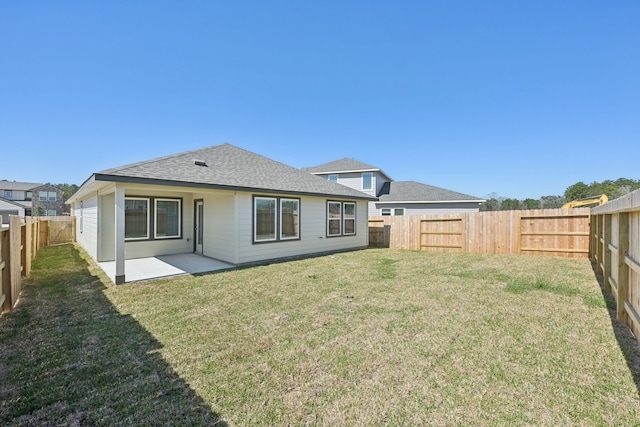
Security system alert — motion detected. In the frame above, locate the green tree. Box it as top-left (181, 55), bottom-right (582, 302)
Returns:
top-left (521, 198), bottom-right (540, 209)
top-left (501, 198), bottom-right (521, 210)
top-left (540, 195), bottom-right (565, 208)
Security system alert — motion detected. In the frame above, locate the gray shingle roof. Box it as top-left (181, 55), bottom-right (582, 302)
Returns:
top-left (377, 181), bottom-right (484, 203)
top-left (94, 144), bottom-right (376, 200)
top-left (302, 158), bottom-right (381, 174)
top-left (0, 181), bottom-right (43, 191)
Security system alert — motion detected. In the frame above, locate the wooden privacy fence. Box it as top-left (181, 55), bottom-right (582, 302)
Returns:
top-left (591, 189), bottom-right (640, 340)
top-left (369, 208), bottom-right (591, 258)
top-left (0, 216), bottom-right (76, 313)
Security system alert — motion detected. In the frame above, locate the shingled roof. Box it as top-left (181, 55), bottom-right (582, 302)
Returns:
top-left (302, 158), bottom-right (381, 174)
top-left (377, 181), bottom-right (484, 203)
top-left (82, 144), bottom-right (375, 201)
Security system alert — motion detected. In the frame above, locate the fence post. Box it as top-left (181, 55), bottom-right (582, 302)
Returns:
top-left (0, 229), bottom-right (9, 313)
top-left (603, 214), bottom-right (612, 292)
top-left (617, 212), bottom-right (629, 325)
top-left (9, 216), bottom-right (22, 309)
top-left (24, 217), bottom-right (32, 276)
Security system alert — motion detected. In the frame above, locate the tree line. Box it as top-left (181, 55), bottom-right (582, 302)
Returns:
top-left (480, 178), bottom-right (640, 212)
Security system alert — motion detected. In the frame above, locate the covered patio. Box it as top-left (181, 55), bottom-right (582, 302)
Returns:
top-left (99, 253), bottom-right (234, 283)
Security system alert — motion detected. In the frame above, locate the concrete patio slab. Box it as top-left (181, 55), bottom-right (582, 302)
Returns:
top-left (98, 253), bottom-right (234, 283)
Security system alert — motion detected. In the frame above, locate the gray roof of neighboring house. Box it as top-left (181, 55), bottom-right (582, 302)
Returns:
top-left (377, 181), bottom-right (485, 203)
top-left (0, 181), bottom-right (43, 191)
top-left (0, 197), bottom-right (29, 209)
top-left (302, 158), bottom-right (381, 174)
top-left (80, 144), bottom-right (376, 201)
top-left (302, 158), bottom-right (393, 182)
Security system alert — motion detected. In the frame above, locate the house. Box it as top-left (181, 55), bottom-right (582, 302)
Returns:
top-left (302, 158), bottom-right (485, 216)
top-left (66, 144), bottom-right (377, 284)
top-left (0, 180), bottom-right (65, 219)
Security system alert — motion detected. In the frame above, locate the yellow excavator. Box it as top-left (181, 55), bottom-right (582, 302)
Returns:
top-left (562, 194), bottom-right (608, 209)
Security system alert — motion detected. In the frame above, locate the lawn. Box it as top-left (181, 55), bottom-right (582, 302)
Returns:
top-left (2, 244), bottom-right (640, 425)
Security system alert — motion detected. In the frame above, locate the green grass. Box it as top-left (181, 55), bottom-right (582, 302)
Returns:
top-left (2, 245), bottom-right (640, 426)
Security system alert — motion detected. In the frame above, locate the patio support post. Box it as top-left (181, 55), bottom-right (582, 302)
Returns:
top-left (114, 186), bottom-right (126, 284)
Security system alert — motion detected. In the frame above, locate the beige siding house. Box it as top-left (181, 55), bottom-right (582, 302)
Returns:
top-left (67, 144), bottom-right (375, 284)
top-left (303, 158), bottom-right (485, 216)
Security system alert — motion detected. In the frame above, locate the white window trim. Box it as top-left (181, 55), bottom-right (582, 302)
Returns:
top-left (327, 201), bottom-right (342, 237)
top-left (125, 197), bottom-right (150, 241)
top-left (48, 191), bottom-right (57, 202)
top-left (394, 208), bottom-right (405, 216)
top-left (254, 197), bottom-right (278, 242)
top-left (279, 198), bottom-right (300, 241)
top-left (343, 202), bottom-right (356, 235)
top-left (328, 174), bottom-right (339, 183)
top-left (381, 208), bottom-right (392, 216)
top-left (154, 198), bottom-right (182, 239)
top-left (362, 172), bottom-right (373, 191)
top-left (39, 191), bottom-right (48, 201)
top-left (4, 190), bottom-right (12, 198)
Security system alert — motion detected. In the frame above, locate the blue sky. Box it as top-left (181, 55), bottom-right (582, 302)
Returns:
top-left (2, 1), bottom-right (638, 200)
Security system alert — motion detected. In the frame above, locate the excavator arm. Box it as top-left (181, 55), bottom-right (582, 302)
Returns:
top-left (562, 194), bottom-right (608, 209)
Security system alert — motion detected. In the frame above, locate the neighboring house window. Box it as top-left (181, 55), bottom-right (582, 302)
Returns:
top-left (327, 201), bottom-right (356, 237)
top-left (4, 190), bottom-right (12, 199)
top-left (362, 173), bottom-right (373, 191)
top-left (328, 175), bottom-right (338, 183)
top-left (125, 197), bottom-right (150, 240)
top-left (382, 208), bottom-right (405, 216)
top-left (155, 199), bottom-right (181, 239)
top-left (49, 192), bottom-right (57, 201)
top-left (39, 191), bottom-right (47, 201)
top-left (254, 196), bottom-right (300, 243)
top-left (26, 191), bottom-right (32, 201)
top-left (280, 198), bottom-right (300, 240)
top-left (46, 210), bottom-right (57, 216)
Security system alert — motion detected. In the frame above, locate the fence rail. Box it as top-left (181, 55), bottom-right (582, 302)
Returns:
top-left (369, 208), bottom-right (591, 258)
top-left (591, 189), bottom-right (640, 340)
top-left (0, 216), bottom-right (75, 313)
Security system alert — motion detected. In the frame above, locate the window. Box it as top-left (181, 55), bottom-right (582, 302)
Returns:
top-left (327, 201), bottom-right (342, 237)
top-left (39, 191), bottom-right (47, 201)
top-left (125, 198), bottom-right (150, 240)
top-left (254, 197), bottom-right (277, 242)
top-left (280, 198), bottom-right (299, 240)
top-left (362, 173), bottom-right (373, 191)
top-left (327, 201), bottom-right (357, 237)
top-left (48, 192), bottom-right (57, 201)
top-left (46, 210), bottom-right (57, 216)
top-left (254, 196), bottom-right (300, 243)
top-left (155, 199), bottom-right (181, 239)
top-left (343, 202), bottom-right (356, 235)
top-left (26, 191), bottom-right (32, 201)
top-left (381, 207), bottom-right (404, 216)
top-left (4, 190), bottom-right (12, 199)
top-left (328, 174), bottom-right (338, 183)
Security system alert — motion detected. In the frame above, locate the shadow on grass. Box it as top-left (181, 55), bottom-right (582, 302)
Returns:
top-left (591, 262), bottom-right (640, 396)
top-left (0, 244), bottom-right (227, 426)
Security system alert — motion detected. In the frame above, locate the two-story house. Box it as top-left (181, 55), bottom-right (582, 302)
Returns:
top-left (0, 180), bottom-right (65, 224)
top-left (302, 158), bottom-right (485, 216)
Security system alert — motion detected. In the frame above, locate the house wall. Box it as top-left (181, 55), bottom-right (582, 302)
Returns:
top-left (370, 202), bottom-right (481, 216)
top-left (122, 188), bottom-right (195, 260)
top-left (98, 193), bottom-right (115, 262)
top-left (74, 195), bottom-right (99, 260)
top-left (1, 190), bottom-right (28, 201)
top-left (234, 192), bottom-right (369, 265)
top-left (197, 191), bottom-right (238, 264)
